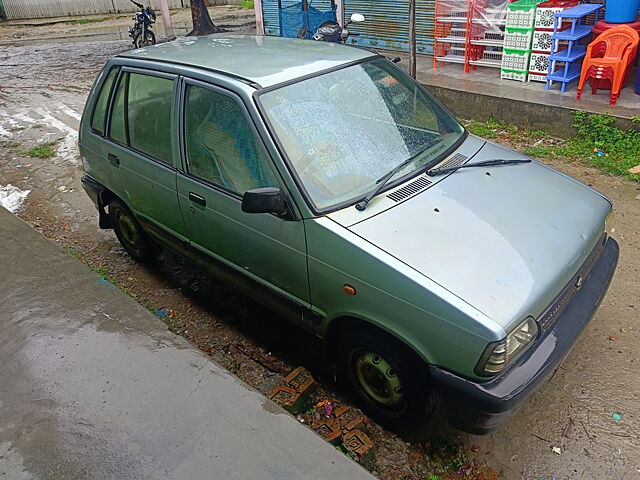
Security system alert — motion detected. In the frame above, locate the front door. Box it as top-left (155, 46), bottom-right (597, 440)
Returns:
top-left (176, 79), bottom-right (311, 325)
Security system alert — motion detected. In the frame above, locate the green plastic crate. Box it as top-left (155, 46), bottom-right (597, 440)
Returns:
top-left (506, 0), bottom-right (546, 28)
top-left (502, 48), bottom-right (532, 71)
top-left (504, 27), bottom-right (534, 50)
top-left (501, 68), bottom-right (529, 82)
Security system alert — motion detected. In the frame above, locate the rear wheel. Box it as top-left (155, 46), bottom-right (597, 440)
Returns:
top-left (336, 329), bottom-right (435, 431)
top-left (133, 30), bottom-right (156, 48)
top-left (109, 199), bottom-right (156, 263)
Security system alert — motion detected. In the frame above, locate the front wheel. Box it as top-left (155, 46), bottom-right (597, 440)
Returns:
top-left (133, 30), bottom-right (156, 48)
top-left (336, 329), bottom-right (436, 431)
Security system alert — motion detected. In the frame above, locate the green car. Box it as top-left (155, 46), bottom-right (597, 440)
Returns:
top-left (80, 35), bottom-right (619, 433)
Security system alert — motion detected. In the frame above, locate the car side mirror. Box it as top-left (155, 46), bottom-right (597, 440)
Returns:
top-left (350, 13), bottom-right (365, 23)
top-left (242, 187), bottom-right (288, 217)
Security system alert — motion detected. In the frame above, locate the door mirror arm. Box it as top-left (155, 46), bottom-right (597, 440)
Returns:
top-left (241, 187), bottom-right (292, 219)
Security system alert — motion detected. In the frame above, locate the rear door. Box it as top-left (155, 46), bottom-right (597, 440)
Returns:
top-left (175, 78), bottom-right (312, 326)
top-left (104, 67), bottom-right (186, 240)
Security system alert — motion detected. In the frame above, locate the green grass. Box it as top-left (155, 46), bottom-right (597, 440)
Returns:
top-left (64, 16), bottom-right (110, 25)
top-left (466, 113), bottom-right (640, 182)
top-left (24, 142), bottom-right (56, 158)
top-left (239, 0), bottom-right (254, 8)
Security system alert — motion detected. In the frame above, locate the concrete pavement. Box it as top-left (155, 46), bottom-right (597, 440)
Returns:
top-left (0, 206), bottom-right (374, 480)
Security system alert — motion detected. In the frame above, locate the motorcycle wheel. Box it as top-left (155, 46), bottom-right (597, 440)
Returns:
top-left (133, 30), bottom-right (156, 48)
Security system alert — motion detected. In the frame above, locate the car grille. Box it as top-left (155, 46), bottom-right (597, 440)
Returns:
top-left (538, 233), bottom-right (607, 331)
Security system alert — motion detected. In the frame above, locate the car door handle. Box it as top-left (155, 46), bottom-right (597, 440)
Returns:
top-left (107, 153), bottom-right (120, 166)
top-left (188, 192), bottom-right (206, 207)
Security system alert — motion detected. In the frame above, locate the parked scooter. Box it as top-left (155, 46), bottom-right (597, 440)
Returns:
top-left (128, 0), bottom-right (156, 49)
top-left (312, 13), bottom-right (365, 43)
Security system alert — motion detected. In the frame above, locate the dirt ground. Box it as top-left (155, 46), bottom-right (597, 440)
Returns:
top-left (1, 14), bottom-right (639, 480)
top-left (0, 5), bottom-right (256, 44)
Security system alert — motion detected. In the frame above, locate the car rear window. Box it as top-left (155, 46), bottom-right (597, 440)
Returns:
top-left (90, 67), bottom-right (118, 135)
top-left (108, 71), bottom-right (174, 165)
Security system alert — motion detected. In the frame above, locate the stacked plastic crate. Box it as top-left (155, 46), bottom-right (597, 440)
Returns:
top-left (433, 0), bottom-right (472, 70)
top-left (528, 0), bottom-right (579, 82)
top-left (466, 0), bottom-right (509, 72)
top-left (501, 0), bottom-right (545, 81)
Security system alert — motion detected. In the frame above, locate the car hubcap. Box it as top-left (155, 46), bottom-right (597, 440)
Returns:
top-left (116, 210), bottom-right (141, 251)
top-left (353, 350), bottom-right (404, 408)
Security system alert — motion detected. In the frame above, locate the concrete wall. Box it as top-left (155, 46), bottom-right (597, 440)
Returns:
top-left (424, 84), bottom-right (639, 139)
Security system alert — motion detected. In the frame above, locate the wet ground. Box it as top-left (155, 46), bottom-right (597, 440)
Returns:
top-left (1, 15), bottom-right (639, 480)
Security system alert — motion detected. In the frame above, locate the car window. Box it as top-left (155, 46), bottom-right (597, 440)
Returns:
top-left (107, 71), bottom-right (174, 165)
top-left (91, 67), bottom-right (118, 135)
top-left (109, 72), bottom-right (127, 145)
top-left (183, 84), bottom-right (277, 195)
top-left (128, 73), bottom-right (173, 164)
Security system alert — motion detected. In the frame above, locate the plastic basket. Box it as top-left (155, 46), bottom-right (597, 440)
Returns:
top-left (504, 27), bottom-right (533, 50)
top-left (527, 72), bottom-right (547, 82)
top-left (501, 68), bottom-right (528, 82)
top-left (502, 48), bottom-right (531, 71)
top-left (506, 0), bottom-right (546, 28)
top-left (531, 30), bottom-right (553, 52)
top-left (528, 52), bottom-right (550, 74)
top-left (534, 1), bottom-right (578, 29)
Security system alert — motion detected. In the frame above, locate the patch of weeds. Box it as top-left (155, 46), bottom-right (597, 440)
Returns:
top-left (239, 0), bottom-right (255, 7)
top-left (63, 247), bottom-right (83, 259)
top-left (465, 118), bottom-right (500, 139)
top-left (334, 445), bottom-right (355, 460)
top-left (32, 124), bottom-right (44, 129)
top-left (464, 113), bottom-right (640, 182)
top-left (8, 141), bottom-right (21, 148)
top-left (24, 141), bottom-right (56, 158)
top-left (568, 111), bottom-right (640, 180)
top-left (64, 17), bottom-right (110, 25)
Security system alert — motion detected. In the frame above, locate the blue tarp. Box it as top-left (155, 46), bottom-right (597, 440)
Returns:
top-left (279, 2), bottom-right (336, 39)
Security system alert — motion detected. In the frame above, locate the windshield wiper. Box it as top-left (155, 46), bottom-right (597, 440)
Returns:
top-left (355, 147), bottom-right (429, 211)
top-left (426, 158), bottom-right (531, 177)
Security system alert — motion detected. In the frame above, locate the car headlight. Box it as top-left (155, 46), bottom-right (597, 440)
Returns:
top-left (605, 210), bottom-right (614, 234)
top-left (475, 317), bottom-right (538, 376)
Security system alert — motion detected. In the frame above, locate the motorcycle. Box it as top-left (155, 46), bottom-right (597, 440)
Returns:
top-left (128, 0), bottom-right (156, 49)
top-left (312, 13), bottom-right (365, 44)
top-left (311, 13), bottom-right (401, 64)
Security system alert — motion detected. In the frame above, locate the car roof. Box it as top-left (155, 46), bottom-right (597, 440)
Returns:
top-left (118, 35), bottom-right (377, 88)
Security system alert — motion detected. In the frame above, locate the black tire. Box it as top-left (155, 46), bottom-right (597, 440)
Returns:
top-left (109, 199), bottom-right (156, 264)
top-left (336, 328), bottom-right (436, 431)
top-left (133, 30), bottom-right (156, 48)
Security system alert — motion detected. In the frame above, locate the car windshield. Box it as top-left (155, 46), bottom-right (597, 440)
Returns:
top-left (258, 58), bottom-right (465, 211)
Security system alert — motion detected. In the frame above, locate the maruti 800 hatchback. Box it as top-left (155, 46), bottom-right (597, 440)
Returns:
top-left (79, 35), bottom-right (619, 433)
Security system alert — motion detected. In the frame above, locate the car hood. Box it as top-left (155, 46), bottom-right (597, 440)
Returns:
top-left (340, 142), bottom-right (611, 329)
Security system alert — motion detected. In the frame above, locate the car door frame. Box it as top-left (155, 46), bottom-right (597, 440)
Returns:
top-left (175, 75), bottom-right (318, 331)
top-left (100, 65), bottom-right (190, 251)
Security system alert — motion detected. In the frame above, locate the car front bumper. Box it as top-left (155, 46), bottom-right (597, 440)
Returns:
top-left (429, 236), bottom-right (619, 435)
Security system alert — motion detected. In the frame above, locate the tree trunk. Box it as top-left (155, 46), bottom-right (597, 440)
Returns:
top-left (408, 0), bottom-right (416, 79)
top-left (187, 0), bottom-right (225, 36)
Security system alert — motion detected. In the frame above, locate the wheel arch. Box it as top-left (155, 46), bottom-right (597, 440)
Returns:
top-left (324, 315), bottom-right (433, 380)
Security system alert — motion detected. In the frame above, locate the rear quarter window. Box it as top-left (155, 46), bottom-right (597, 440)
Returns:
top-left (90, 67), bottom-right (118, 135)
